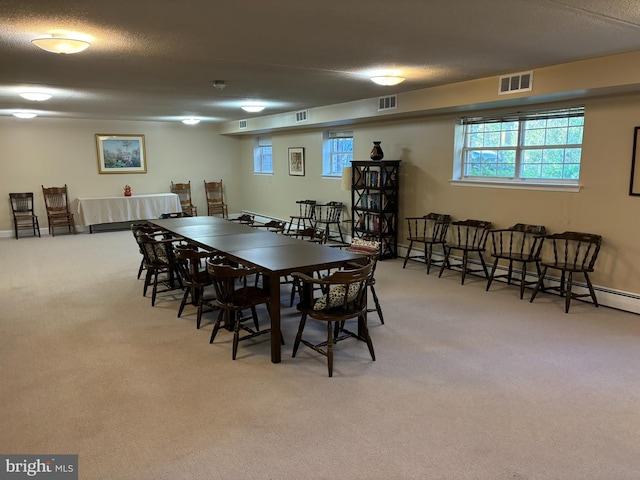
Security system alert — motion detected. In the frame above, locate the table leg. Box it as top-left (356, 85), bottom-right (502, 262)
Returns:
top-left (268, 273), bottom-right (282, 363)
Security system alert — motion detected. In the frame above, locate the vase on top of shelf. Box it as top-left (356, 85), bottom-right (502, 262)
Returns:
top-left (370, 141), bottom-right (384, 161)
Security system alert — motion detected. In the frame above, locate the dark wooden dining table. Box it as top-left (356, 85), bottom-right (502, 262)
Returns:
top-left (149, 216), bottom-right (364, 363)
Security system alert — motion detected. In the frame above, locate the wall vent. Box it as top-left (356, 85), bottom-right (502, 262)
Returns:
top-left (378, 94), bottom-right (397, 111)
top-left (239, 119), bottom-right (247, 129)
top-left (498, 71), bottom-right (533, 95)
top-left (295, 110), bottom-right (308, 123)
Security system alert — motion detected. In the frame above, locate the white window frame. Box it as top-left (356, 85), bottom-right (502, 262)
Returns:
top-left (253, 136), bottom-right (273, 174)
top-left (451, 106), bottom-right (585, 192)
top-left (322, 130), bottom-right (353, 177)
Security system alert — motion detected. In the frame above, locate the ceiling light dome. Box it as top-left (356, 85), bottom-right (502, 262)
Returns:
top-left (13, 112), bottom-right (38, 119)
top-left (32, 36), bottom-right (90, 54)
top-left (182, 118), bottom-right (201, 125)
top-left (19, 92), bottom-right (53, 101)
top-left (241, 104), bottom-right (265, 113)
top-left (370, 76), bottom-right (406, 86)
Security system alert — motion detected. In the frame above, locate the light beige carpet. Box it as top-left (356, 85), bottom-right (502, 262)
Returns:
top-left (1, 230), bottom-right (640, 479)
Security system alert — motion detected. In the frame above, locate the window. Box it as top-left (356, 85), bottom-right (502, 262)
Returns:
top-left (254, 136), bottom-right (273, 174)
top-left (322, 130), bottom-right (353, 177)
top-left (456, 106), bottom-right (584, 184)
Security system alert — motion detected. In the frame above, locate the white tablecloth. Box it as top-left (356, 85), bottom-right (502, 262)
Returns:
top-left (75, 193), bottom-right (182, 226)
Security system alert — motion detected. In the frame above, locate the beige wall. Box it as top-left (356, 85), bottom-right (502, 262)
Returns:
top-left (0, 117), bottom-right (240, 229)
top-left (237, 93), bottom-right (640, 297)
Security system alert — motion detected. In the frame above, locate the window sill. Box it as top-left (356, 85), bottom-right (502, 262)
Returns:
top-left (449, 179), bottom-right (582, 192)
top-left (253, 172), bottom-right (273, 176)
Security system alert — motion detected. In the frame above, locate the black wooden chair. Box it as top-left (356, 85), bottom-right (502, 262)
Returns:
top-left (291, 262), bottom-right (374, 377)
top-left (486, 223), bottom-right (546, 299)
top-left (229, 213), bottom-right (255, 225)
top-left (9, 192), bottom-right (41, 239)
top-left (344, 238), bottom-right (384, 324)
top-left (530, 231), bottom-right (602, 313)
top-left (207, 259), bottom-right (277, 360)
top-left (253, 220), bottom-right (286, 233)
top-left (403, 213), bottom-right (451, 273)
top-left (137, 233), bottom-right (184, 306)
top-left (314, 201), bottom-right (345, 244)
top-left (175, 245), bottom-right (217, 329)
top-left (287, 199), bottom-right (316, 234)
top-left (438, 219), bottom-right (492, 284)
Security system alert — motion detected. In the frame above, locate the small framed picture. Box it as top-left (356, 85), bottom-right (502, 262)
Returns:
top-left (288, 147), bottom-right (305, 176)
top-left (96, 134), bottom-right (147, 174)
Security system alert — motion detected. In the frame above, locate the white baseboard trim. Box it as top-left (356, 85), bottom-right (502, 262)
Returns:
top-left (398, 244), bottom-right (640, 316)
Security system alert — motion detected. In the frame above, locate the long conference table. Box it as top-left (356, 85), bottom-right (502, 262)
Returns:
top-left (76, 193), bottom-right (182, 232)
top-left (149, 216), bottom-right (364, 364)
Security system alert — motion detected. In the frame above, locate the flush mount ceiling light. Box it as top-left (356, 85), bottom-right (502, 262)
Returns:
top-left (241, 105), bottom-right (265, 113)
top-left (182, 118), bottom-right (201, 125)
top-left (19, 92), bottom-right (53, 101)
top-left (13, 112), bottom-right (38, 119)
top-left (31, 36), bottom-right (90, 54)
top-left (212, 80), bottom-right (226, 91)
top-left (370, 76), bottom-right (406, 86)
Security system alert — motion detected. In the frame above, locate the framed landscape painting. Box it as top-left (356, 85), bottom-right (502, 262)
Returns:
top-left (96, 134), bottom-right (147, 174)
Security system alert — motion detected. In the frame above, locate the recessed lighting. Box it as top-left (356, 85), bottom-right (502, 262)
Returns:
top-left (13, 112), bottom-right (37, 119)
top-left (32, 36), bottom-right (90, 54)
top-left (19, 92), bottom-right (53, 101)
top-left (370, 76), bottom-right (406, 86)
top-left (241, 105), bottom-right (265, 113)
top-left (182, 118), bottom-right (201, 125)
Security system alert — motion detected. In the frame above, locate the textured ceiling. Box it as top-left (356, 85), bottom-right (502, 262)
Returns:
top-left (1, 0), bottom-right (640, 123)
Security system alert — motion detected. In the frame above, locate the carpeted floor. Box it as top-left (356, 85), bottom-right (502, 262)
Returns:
top-left (1, 230), bottom-right (640, 479)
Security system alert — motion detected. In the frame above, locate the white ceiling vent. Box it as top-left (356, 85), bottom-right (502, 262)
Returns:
top-left (378, 94), bottom-right (397, 111)
top-left (295, 110), bottom-right (308, 123)
top-left (239, 119), bottom-right (247, 129)
top-left (498, 71), bottom-right (533, 95)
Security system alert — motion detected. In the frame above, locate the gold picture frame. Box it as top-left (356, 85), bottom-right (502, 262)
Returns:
top-left (96, 134), bottom-right (147, 174)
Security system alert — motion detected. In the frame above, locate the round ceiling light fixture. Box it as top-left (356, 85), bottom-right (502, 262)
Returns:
top-left (13, 112), bottom-right (38, 119)
top-left (182, 118), bottom-right (201, 125)
top-left (19, 92), bottom-right (53, 101)
top-left (31, 36), bottom-right (90, 54)
top-left (370, 76), bottom-right (406, 86)
top-left (241, 104), bottom-right (266, 113)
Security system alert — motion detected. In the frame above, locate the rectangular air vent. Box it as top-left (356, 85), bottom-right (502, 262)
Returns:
top-left (239, 119), bottom-right (247, 129)
top-left (295, 110), bottom-right (308, 123)
top-left (378, 94), bottom-right (397, 111)
top-left (498, 71), bottom-right (533, 95)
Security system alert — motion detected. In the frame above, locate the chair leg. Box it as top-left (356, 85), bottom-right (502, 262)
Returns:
top-left (369, 283), bottom-right (384, 324)
top-left (584, 272), bottom-right (599, 308)
top-left (326, 321), bottom-right (334, 377)
top-left (529, 266), bottom-right (548, 302)
top-left (565, 271), bottom-right (573, 313)
top-left (486, 258), bottom-right (499, 291)
top-left (232, 312), bottom-right (241, 360)
top-left (210, 310), bottom-right (225, 343)
top-left (137, 258), bottom-right (145, 279)
top-left (402, 241), bottom-right (414, 268)
top-left (438, 248), bottom-right (451, 278)
top-left (519, 262), bottom-right (528, 300)
top-left (460, 252), bottom-right (469, 285)
top-left (425, 244), bottom-right (433, 274)
top-left (292, 314), bottom-right (308, 357)
top-left (359, 314), bottom-right (376, 361)
top-left (177, 287), bottom-right (190, 318)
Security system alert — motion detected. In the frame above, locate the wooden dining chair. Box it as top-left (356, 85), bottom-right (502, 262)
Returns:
top-left (253, 220), bottom-right (286, 233)
top-left (486, 223), bottom-right (546, 299)
top-left (530, 231), bottom-right (602, 313)
top-left (291, 262), bottom-right (375, 377)
top-left (136, 233), bottom-right (184, 306)
top-left (403, 213), bottom-right (451, 273)
top-left (314, 201), bottom-right (345, 244)
top-left (41, 184), bottom-right (76, 236)
top-left (175, 245), bottom-right (217, 329)
top-left (438, 219), bottom-right (492, 284)
top-left (9, 192), bottom-right (41, 239)
top-left (170, 181), bottom-right (197, 216)
top-left (204, 180), bottom-right (228, 218)
top-left (286, 199), bottom-right (316, 234)
top-left (206, 259), bottom-right (276, 360)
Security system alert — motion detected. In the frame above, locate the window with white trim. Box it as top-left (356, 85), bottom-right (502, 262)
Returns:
top-left (456, 106), bottom-right (585, 183)
top-left (253, 136), bottom-right (273, 174)
top-left (322, 130), bottom-right (353, 177)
